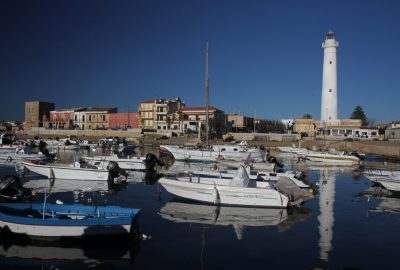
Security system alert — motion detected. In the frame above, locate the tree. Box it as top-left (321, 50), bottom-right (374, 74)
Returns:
top-left (303, 113), bottom-right (312, 119)
top-left (350, 105), bottom-right (369, 126)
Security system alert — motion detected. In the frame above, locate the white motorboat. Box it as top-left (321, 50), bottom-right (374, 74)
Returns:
top-left (189, 169), bottom-right (310, 189)
top-left (160, 141), bottom-right (267, 162)
top-left (0, 147), bottom-right (49, 162)
top-left (0, 133), bottom-right (21, 153)
top-left (217, 159), bottom-right (276, 171)
top-left (302, 152), bottom-right (360, 166)
top-left (21, 160), bottom-right (127, 181)
top-left (159, 165), bottom-right (289, 208)
top-left (371, 178), bottom-right (400, 192)
top-left (363, 169), bottom-right (400, 180)
top-left (43, 138), bottom-right (80, 150)
top-left (278, 146), bottom-right (312, 155)
top-left (84, 155), bottom-right (146, 170)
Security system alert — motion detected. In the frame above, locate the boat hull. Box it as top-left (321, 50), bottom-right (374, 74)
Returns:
top-left (23, 162), bottom-right (110, 181)
top-left (304, 153), bottom-right (360, 165)
top-left (0, 203), bottom-right (140, 238)
top-left (159, 178), bottom-right (288, 208)
top-left (161, 145), bottom-right (266, 162)
top-left (85, 156), bottom-right (145, 170)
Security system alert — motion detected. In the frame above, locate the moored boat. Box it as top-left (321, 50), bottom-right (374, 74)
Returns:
top-left (21, 160), bottom-right (128, 181)
top-left (0, 203), bottom-right (140, 238)
top-left (159, 165), bottom-right (289, 208)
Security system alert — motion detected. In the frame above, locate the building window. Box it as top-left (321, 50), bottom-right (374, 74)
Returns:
top-left (89, 115), bottom-right (92, 121)
top-left (329, 61), bottom-right (332, 64)
top-left (329, 89), bottom-right (332, 92)
top-left (82, 115), bottom-right (85, 122)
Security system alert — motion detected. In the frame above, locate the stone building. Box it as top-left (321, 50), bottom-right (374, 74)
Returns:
top-left (24, 101), bottom-right (55, 129)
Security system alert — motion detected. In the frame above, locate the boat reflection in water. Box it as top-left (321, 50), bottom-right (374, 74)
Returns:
top-left (361, 186), bottom-right (400, 213)
top-left (159, 199), bottom-right (311, 240)
top-left (0, 229), bottom-right (141, 269)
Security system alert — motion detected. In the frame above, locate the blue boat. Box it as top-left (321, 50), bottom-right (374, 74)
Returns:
top-left (0, 203), bottom-right (140, 238)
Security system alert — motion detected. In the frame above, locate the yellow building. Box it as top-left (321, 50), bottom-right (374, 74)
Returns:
top-left (82, 107), bottom-right (117, 130)
top-left (138, 97), bottom-right (185, 129)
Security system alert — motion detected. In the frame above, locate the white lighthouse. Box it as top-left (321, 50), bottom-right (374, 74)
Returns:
top-left (321, 31), bottom-right (339, 123)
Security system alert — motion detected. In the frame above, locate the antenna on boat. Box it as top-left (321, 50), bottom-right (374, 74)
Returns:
top-left (205, 41), bottom-right (209, 148)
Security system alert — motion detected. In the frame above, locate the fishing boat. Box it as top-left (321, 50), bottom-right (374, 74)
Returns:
top-left (21, 160), bottom-right (128, 181)
top-left (159, 165), bottom-right (289, 208)
top-left (0, 203), bottom-right (140, 238)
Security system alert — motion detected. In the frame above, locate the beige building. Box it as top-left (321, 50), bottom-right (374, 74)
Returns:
top-left (227, 114), bottom-right (254, 132)
top-left (293, 118), bottom-right (318, 136)
top-left (24, 101), bottom-right (55, 129)
top-left (82, 107), bottom-right (117, 130)
top-left (172, 106), bottom-right (225, 138)
top-left (138, 97), bottom-right (185, 129)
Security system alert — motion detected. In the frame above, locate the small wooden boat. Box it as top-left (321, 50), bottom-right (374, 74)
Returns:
top-left (0, 203), bottom-right (140, 238)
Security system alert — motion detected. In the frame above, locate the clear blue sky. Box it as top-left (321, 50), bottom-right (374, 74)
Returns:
top-left (1, 0), bottom-right (399, 123)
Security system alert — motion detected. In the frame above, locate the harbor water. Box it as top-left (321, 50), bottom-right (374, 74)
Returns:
top-left (0, 147), bottom-right (399, 270)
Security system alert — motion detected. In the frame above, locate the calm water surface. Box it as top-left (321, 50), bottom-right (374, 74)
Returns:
top-left (0, 147), bottom-right (399, 270)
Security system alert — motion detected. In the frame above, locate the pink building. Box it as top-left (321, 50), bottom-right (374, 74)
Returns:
top-left (109, 112), bottom-right (139, 129)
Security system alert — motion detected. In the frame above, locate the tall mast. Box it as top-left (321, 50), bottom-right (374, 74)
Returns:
top-left (205, 42), bottom-right (209, 147)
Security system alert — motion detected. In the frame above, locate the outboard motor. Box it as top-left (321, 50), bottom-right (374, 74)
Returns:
top-left (0, 175), bottom-right (31, 201)
top-left (158, 147), bottom-right (175, 167)
top-left (144, 153), bottom-right (165, 171)
top-left (294, 170), bottom-right (306, 180)
top-left (38, 140), bottom-right (47, 153)
top-left (267, 155), bottom-right (284, 168)
top-left (107, 161), bottom-right (128, 180)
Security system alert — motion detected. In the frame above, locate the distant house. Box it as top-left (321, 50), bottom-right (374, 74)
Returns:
top-left (47, 108), bottom-right (86, 129)
top-left (109, 112), bottom-right (139, 129)
top-left (385, 121), bottom-right (400, 140)
top-left (173, 106), bottom-right (225, 138)
top-left (82, 107), bottom-right (118, 130)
